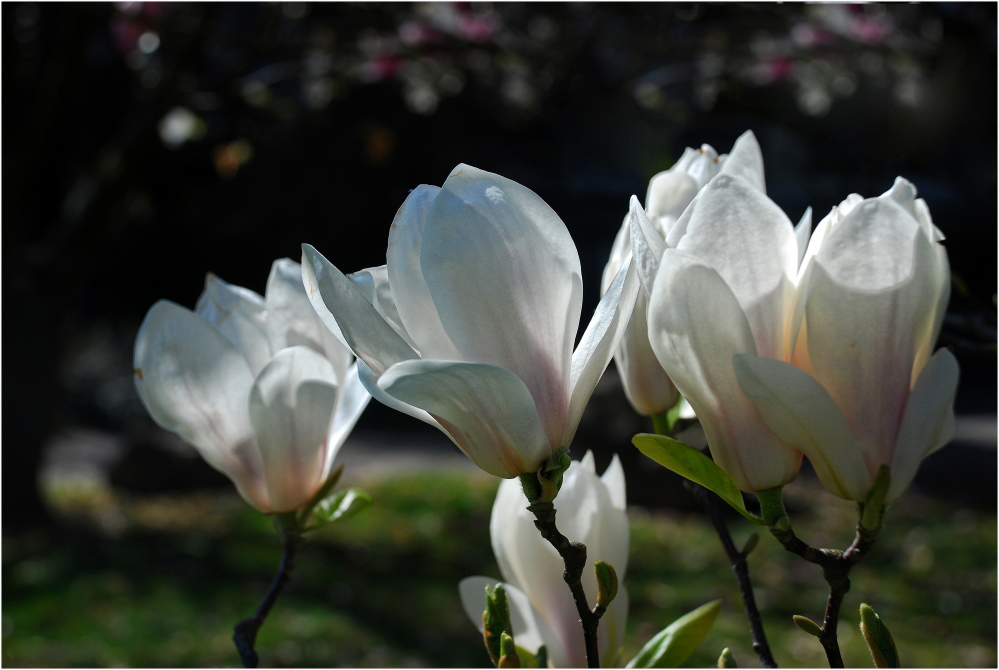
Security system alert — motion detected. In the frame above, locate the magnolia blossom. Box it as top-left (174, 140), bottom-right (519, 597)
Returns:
top-left (735, 178), bottom-right (956, 503)
top-left (602, 144), bottom-right (726, 416)
top-left (301, 164), bottom-right (639, 478)
top-left (459, 452), bottom-right (629, 668)
top-left (133, 259), bottom-right (371, 513)
top-left (641, 131), bottom-right (811, 492)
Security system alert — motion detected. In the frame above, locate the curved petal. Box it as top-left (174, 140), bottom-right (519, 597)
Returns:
top-left (421, 164), bottom-right (583, 449)
top-left (804, 199), bottom-right (938, 471)
top-left (133, 300), bottom-right (269, 510)
top-left (355, 359), bottom-right (442, 430)
top-left (565, 255), bottom-right (640, 447)
top-left (734, 354), bottom-right (870, 501)
top-left (600, 213), bottom-right (631, 295)
top-left (248, 346), bottom-right (338, 512)
top-left (601, 453), bottom-right (627, 511)
top-left (718, 130), bottom-right (766, 193)
top-left (676, 173), bottom-right (798, 360)
top-left (325, 363), bottom-right (372, 475)
top-left (889, 349), bottom-right (959, 503)
top-left (457, 577), bottom-right (550, 657)
top-left (301, 244), bottom-right (417, 374)
top-left (266, 258), bottom-right (352, 384)
top-left (614, 289), bottom-right (679, 417)
top-left (794, 206), bottom-right (813, 268)
top-left (378, 359), bottom-right (552, 477)
top-left (629, 195), bottom-right (665, 299)
top-left (648, 251), bottom-right (801, 491)
top-left (645, 169), bottom-right (700, 227)
top-left (385, 184), bottom-right (462, 359)
top-left (348, 264), bottom-right (417, 349)
top-left (195, 273), bottom-right (270, 376)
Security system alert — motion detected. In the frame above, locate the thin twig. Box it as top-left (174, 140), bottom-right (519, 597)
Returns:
top-left (683, 481), bottom-right (777, 668)
top-left (527, 500), bottom-right (604, 668)
top-left (233, 524), bottom-right (303, 668)
top-left (769, 515), bottom-right (880, 667)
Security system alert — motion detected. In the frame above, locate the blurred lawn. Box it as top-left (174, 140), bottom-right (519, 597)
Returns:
top-left (3, 469), bottom-right (995, 668)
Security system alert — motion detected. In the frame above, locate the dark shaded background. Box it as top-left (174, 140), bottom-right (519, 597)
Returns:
top-left (4, 2), bottom-right (996, 527)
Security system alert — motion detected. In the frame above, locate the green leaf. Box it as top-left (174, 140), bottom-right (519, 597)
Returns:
top-left (305, 488), bottom-right (372, 530)
top-left (860, 604), bottom-right (900, 668)
top-left (298, 464), bottom-right (344, 521)
top-left (626, 599), bottom-right (722, 668)
top-left (792, 615), bottom-right (823, 637)
top-left (632, 434), bottom-right (764, 524)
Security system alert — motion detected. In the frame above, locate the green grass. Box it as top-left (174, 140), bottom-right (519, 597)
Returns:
top-left (3, 470), bottom-right (995, 667)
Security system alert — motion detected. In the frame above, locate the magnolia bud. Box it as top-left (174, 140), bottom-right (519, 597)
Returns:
top-left (594, 560), bottom-right (619, 609)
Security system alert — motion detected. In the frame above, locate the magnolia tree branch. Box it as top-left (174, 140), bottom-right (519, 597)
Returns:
top-left (527, 500), bottom-right (605, 668)
top-left (764, 496), bottom-right (880, 668)
top-left (683, 481), bottom-right (777, 668)
top-left (233, 518), bottom-right (303, 668)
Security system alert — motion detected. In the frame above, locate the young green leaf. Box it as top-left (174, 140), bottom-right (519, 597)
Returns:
top-left (626, 599), bottom-right (722, 668)
top-left (306, 487), bottom-right (372, 530)
top-left (860, 603), bottom-right (900, 668)
top-left (513, 645), bottom-right (537, 668)
top-left (792, 615), bottom-right (823, 637)
top-left (717, 647), bottom-right (737, 668)
top-left (632, 434), bottom-right (764, 524)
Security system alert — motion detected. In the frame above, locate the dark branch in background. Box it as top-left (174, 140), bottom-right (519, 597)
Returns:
top-left (233, 525), bottom-right (303, 668)
top-left (527, 501), bottom-right (606, 668)
top-left (683, 481), bottom-right (777, 668)
top-left (769, 518), bottom-right (880, 667)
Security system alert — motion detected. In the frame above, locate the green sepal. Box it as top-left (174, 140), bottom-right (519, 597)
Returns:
top-left (521, 447), bottom-right (571, 504)
top-left (484, 583), bottom-right (512, 665)
top-left (717, 647), bottom-right (737, 668)
top-left (652, 395), bottom-right (686, 436)
top-left (792, 615), bottom-right (823, 637)
top-left (514, 645), bottom-right (537, 668)
top-left (498, 632), bottom-right (520, 668)
top-left (625, 599), bottom-right (722, 668)
top-left (594, 560), bottom-right (619, 609)
top-left (860, 603), bottom-right (900, 668)
top-left (755, 487), bottom-right (790, 530)
top-left (633, 434), bottom-right (765, 525)
top-left (297, 463), bottom-right (344, 522)
top-left (304, 487), bottom-right (372, 531)
top-left (860, 465), bottom-right (891, 531)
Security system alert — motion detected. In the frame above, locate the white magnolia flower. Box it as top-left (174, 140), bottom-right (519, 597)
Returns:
top-left (460, 452), bottom-right (629, 667)
top-left (133, 259), bottom-right (371, 513)
top-left (302, 164), bottom-right (639, 478)
top-left (735, 177), bottom-right (956, 503)
top-left (641, 131), bottom-right (810, 492)
top-left (602, 144), bottom-right (726, 416)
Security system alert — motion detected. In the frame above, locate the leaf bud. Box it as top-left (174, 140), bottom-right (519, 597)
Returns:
top-left (594, 560), bottom-right (619, 609)
top-left (717, 647), bottom-right (737, 668)
top-left (792, 615), bottom-right (823, 637)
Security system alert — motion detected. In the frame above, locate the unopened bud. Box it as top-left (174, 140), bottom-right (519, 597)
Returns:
top-left (792, 615), bottom-right (823, 637)
top-left (483, 584), bottom-right (512, 665)
top-left (718, 647), bottom-right (737, 668)
top-left (594, 560), bottom-right (619, 609)
top-left (860, 603), bottom-right (899, 668)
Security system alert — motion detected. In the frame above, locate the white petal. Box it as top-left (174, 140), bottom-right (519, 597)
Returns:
top-left (614, 289), bottom-right (679, 416)
top-left (248, 346), bottom-right (338, 512)
top-left (421, 164), bottom-right (583, 449)
top-left (301, 244), bottom-right (417, 374)
top-left (600, 453), bottom-right (627, 511)
top-left (733, 354), bottom-right (871, 501)
top-left (600, 586), bottom-right (629, 668)
top-left (133, 300), bottom-right (269, 510)
top-left (644, 169), bottom-right (700, 226)
top-left (195, 273), bottom-right (270, 376)
top-left (385, 184), bottom-right (462, 360)
top-left (266, 258), bottom-right (352, 384)
top-left (889, 349), bottom-right (959, 503)
top-left (794, 206), bottom-right (813, 268)
top-left (675, 173), bottom-right (798, 360)
top-left (648, 252), bottom-right (801, 491)
top-left (718, 130), bottom-right (766, 193)
top-left (325, 363), bottom-right (372, 475)
top-left (457, 577), bottom-right (549, 656)
top-left (600, 213), bottom-right (631, 295)
top-left (566, 255), bottom-right (640, 448)
top-left (356, 359), bottom-right (442, 430)
top-left (378, 359), bottom-right (553, 477)
top-left (348, 264), bottom-right (418, 349)
top-left (804, 199), bottom-right (939, 471)
top-left (628, 195), bottom-right (665, 299)
top-left (911, 235), bottom-right (951, 385)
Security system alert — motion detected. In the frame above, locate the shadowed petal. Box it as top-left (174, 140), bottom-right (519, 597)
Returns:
top-left (195, 273), bottom-right (270, 376)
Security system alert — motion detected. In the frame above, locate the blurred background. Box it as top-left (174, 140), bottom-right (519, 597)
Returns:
top-left (3, 2), bottom-right (996, 667)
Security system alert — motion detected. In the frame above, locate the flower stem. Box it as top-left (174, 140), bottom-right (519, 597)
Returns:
top-left (526, 500), bottom-right (604, 668)
top-left (652, 411), bottom-right (777, 668)
top-left (233, 514), bottom-right (303, 668)
top-left (762, 491), bottom-right (880, 668)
